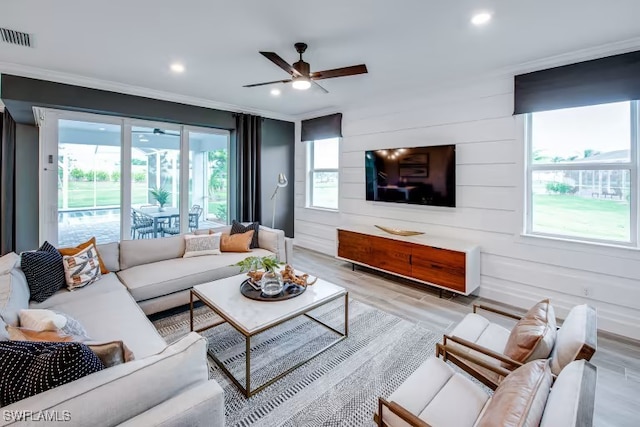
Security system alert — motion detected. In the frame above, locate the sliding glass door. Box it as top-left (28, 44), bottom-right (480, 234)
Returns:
top-left (56, 119), bottom-right (122, 247)
top-left (41, 111), bottom-right (230, 246)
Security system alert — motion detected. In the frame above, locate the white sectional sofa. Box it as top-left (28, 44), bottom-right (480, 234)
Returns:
top-left (0, 224), bottom-right (291, 426)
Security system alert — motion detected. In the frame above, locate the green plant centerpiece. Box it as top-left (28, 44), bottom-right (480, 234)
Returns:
top-left (236, 256), bottom-right (284, 296)
top-left (149, 186), bottom-right (171, 211)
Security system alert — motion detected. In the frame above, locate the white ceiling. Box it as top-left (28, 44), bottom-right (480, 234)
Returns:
top-left (2, 0), bottom-right (640, 118)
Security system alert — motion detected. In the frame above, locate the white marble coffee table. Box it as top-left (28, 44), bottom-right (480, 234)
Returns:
top-left (190, 273), bottom-right (348, 397)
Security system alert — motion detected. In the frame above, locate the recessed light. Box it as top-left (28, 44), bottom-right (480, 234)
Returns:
top-left (471, 12), bottom-right (492, 26)
top-left (170, 63), bottom-right (185, 73)
top-left (270, 88), bottom-right (281, 96)
top-left (99, 127), bottom-right (106, 131)
top-left (140, 138), bottom-right (149, 142)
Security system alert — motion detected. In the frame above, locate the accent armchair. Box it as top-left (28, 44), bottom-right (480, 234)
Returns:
top-left (375, 354), bottom-right (597, 427)
top-left (437, 300), bottom-right (597, 389)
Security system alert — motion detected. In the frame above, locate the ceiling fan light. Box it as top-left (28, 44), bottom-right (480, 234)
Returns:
top-left (292, 78), bottom-right (311, 90)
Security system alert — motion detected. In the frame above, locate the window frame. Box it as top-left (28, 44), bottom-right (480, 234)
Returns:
top-left (306, 138), bottom-right (340, 211)
top-left (524, 101), bottom-right (640, 247)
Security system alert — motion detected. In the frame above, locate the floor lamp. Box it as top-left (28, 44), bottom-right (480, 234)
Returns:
top-left (271, 173), bottom-right (288, 229)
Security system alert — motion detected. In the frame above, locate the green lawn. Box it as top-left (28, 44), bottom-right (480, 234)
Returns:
top-left (59, 181), bottom-right (228, 221)
top-left (533, 194), bottom-right (629, 241)
top-left (59, 181), bottom-right (153, 209)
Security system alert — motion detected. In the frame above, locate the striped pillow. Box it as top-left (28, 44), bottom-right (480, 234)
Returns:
top-left (230, 221), bottom-right (259, 249)
top-left (62, 244), bottom-right (102, 291)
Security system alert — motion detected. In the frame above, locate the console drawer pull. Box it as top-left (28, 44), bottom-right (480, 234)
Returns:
top-left (431, 264), bottom-right (443, 269)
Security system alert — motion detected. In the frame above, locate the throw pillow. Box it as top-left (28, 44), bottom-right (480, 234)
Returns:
top-left (18, 309), bottom-right (89, 340)
top-left (87, 341), bottom-right (135, 368)
top-left (183, 233), bottom-right (222, 258)
top-left (19, 309), bottom-right (66, 331)
top-left (0, 341), bottom-right (104, 406)
top-left (230, 220), bottom-right (260, 249)
top-left (20, 241), bottom-right (66, 303)
top-left (503, 299), bottom-right (557, 364)
top-left (62, 244), bottom-right (102, 291)
top-left (220, 230), bottom-right (254, 253)
top-left (7, 326), bottom-right (73, 342)
top-left (476, 359), bottom-right (553, 427)
top-left (59, 237), bottom-right (109, 274)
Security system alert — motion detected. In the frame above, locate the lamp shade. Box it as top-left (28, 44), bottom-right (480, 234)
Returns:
top-left (277, 173), bottom-right (288, 187)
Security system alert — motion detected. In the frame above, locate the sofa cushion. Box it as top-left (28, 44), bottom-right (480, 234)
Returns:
top-left (231, 220), bottom-right (259, 248)
top-left (476, 360), bottom-right (553, 427)
top-left (0, 333), bottom-right (207, 427)
top-left (259, 226), bottom-right (286, 261)
top-left (550, 305), bottom-right (597, 375)
top-left (117, 248), bottom-right (274, 302)
top-left (119, 235), bottom-right (186, 270)
top-left (183, 233), bottom-right (221, 258)
top-left (0, 267), bottom-right (30, 326)
top-left (0, 341), bottom-right (104, 406)
top-left (220, 230), bottom-right (253, 252)
top-left (96, 242), bottom-right (120, 272)
top-left (540, 360), bottom-right (596, 427)
top-left (0, 252), bottom-right (19, 275)
top-left (20, 241), bottom-right (66, 303)
top-left (40, 287), bottom-right (166, 359)
top-left (383, 357), bottom-right (490, 427)
top-left (503, 299), bottom-right (557, 363)
top-left (59, 237), bottom-right (109, 274)
top-left (29, 272), bottom-right (125, 310)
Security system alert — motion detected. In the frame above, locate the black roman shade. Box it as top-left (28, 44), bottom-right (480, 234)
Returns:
top-left (301, 113), bottom-right (342, 141)
top-left (514, 50), bottom-right (640, 115)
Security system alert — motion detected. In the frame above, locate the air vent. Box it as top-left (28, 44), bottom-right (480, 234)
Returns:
top-left (0, 28), bottom-right (32, 47)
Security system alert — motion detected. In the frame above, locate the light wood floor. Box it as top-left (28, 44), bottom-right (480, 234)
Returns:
top-left (292, 246), bottom-right (640, 427)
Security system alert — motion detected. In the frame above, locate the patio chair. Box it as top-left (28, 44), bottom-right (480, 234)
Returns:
top-left (131, 210), bottom-right (154, 239)
top-left (436, 300), bottom-right (597, 389)
top-left (161, 216), bottom-right (181, 236)
top-left (189, 205), bottom-right (203, 231)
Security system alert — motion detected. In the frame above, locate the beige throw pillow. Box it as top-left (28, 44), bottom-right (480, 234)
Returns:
top-left (220, 230), bottom-right (254, 253)
top-left (87, 341), bottom-right (135, 368)
top-left (62, 244), bottom-right (102, 291)
top-left (183, 233), bottom-right (221, 258)
top-left (476, 360), bottom-right (553, 427)
top-left (503, 299), bottom-right (557, 364)
top-left (19, 309), bottom-right (67, 331)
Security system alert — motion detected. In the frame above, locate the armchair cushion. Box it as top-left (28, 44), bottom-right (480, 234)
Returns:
top-left (476, 359), bottom-right (553, 427)
top-left (550, 304), bottom-right (597, 375)
top-left (503, 299), bottom-right (557, 363)
top-left (540, 360), bottom-right (596, 427)
top-left (383, 357), bottom-right (490, 427)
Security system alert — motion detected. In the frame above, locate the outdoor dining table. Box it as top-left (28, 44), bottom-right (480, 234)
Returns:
top-left (134, 206), bottom-right (199, 238)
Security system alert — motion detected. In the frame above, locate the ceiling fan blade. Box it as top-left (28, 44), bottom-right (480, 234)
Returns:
top-left (312, 80), bottom-right (329, 94)
top-left (260, 52), bottom-right (303, 77)
top-left (310, 64), bottom-right (368, 80)
top-left (243, 79), bottom-right (292, 88)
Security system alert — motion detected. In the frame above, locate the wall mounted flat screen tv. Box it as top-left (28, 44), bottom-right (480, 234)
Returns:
top-left (365, 145), bottom-right (456, 207)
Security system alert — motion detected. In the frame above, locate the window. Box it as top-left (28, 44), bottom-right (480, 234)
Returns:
top-left (525, 101), bottom-right (639, 245)
top-left (307, 137), bottom-right (339, 210)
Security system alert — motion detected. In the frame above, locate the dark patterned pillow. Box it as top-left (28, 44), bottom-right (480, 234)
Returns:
top-left (230, 221), bottom-right (260, 249)
top-left (0, 341), bottom-right (105, 406)
top-left (20, 241), bottom-right (66, 303)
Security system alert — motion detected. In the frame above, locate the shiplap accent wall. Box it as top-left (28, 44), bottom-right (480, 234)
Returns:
top-left (294, 76), bottom-right (640, 340)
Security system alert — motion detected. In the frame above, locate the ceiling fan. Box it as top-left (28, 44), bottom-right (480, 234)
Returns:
top-left (131, 128), bottom-right (180, 136)
top-left (243, 42), bottom-right (368, 93)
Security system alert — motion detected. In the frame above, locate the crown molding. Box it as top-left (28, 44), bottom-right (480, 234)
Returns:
top-left (0, 61), bottom-right (297, 123)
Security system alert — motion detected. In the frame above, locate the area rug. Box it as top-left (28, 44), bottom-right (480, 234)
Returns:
top-left (153, 299), bottom-right (440, 427)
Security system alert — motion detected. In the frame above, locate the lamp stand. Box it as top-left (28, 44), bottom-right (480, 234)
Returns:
top-left (271, 186), bottom-right (280, 229)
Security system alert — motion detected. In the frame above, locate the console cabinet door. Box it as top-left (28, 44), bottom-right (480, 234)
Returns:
top-left (370, 236), bottom-right (412, 276)
top-left (337, 230), bottom-right (372, 265)
top-left (410, 245), bottom-right (466, 292)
